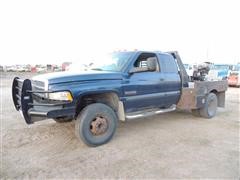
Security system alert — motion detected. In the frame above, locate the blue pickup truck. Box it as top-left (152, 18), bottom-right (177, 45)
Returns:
top-left (12, 51), bottom-right (228, 146)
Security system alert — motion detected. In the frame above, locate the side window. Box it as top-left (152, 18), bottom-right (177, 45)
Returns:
top-left (134, 53), bottom-right (160, 71)
top-left (158, 54), bottom-right (178, 73)
top-left (134, 59), bottom-right (147, 68)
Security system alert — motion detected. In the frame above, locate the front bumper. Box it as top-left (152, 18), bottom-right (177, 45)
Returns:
top-left (12, 77), bottom-right (75, 124)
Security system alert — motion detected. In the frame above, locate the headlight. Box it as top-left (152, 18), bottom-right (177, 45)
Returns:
top-left (48, 91), bottom-right (73, 101)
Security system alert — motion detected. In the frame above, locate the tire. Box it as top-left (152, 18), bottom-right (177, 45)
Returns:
top-left (53, 116), bottom-right (73, 123)
top-left (199, 93), bottom-right (218, 118)
top-left (75, 103), bottom-right (118, 147)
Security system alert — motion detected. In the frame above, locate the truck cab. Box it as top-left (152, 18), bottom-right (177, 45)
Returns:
top-left (122, 51), bottom-right (182, 112)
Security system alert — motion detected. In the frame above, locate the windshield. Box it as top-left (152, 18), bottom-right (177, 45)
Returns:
top-left (91, 52), bottom-right (134, 72)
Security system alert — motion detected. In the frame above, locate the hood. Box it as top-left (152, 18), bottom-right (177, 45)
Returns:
top-left (32, 70), bottom-right (124, 85)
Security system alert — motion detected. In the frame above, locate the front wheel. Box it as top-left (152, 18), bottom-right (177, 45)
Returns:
top-left (75, 103), bottom-right (118, 147)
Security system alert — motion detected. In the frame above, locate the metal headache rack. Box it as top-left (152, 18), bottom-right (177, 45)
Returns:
top-left (12, 77), bottom-right (75, 124)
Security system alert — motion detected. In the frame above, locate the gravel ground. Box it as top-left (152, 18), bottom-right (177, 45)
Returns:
top-left (1, 72), bottom-right (239, 179)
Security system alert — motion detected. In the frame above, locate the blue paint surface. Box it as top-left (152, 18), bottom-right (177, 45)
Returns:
top-left (34, 51), bottom-right (182, 113)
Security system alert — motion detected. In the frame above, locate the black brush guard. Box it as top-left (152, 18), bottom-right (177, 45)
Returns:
top-left (12, 77), bottom-right (75, 124)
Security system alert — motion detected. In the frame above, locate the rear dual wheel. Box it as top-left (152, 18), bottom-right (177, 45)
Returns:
top-left (192, 93), bottom-right (218, 118)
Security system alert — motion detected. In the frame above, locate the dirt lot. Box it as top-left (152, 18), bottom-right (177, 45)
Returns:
top-left (1, 72), bottom-right (239, 179)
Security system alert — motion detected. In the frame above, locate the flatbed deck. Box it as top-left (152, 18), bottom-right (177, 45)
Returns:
top-left (177, 80), bottom-right (228, 110)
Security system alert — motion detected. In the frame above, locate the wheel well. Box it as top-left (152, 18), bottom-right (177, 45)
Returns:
top-left (210, 89), bottom-right (218, 94)
top-left (209, 89), bottom-right (225, 107)
top-left (75, 92), bottom-right (119, 118)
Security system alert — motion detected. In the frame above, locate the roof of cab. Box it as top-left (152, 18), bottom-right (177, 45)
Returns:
top-left (117, 50), bottom-right (171, 56)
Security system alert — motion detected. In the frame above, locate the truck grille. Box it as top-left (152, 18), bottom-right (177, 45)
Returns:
top-left (31, 80), bottom-right (46, 98)
top-left (32, 80), bottom-right (45, 90)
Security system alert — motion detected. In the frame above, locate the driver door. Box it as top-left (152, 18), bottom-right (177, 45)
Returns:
top-left (122, 53), bottom-right (166, 113)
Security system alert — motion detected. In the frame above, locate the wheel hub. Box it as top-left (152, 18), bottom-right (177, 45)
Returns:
top-left (90, 116), bottom-right (108, 136)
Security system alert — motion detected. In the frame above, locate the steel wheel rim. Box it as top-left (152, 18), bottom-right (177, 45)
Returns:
top-left (90, 116), bottom-right (108, 136)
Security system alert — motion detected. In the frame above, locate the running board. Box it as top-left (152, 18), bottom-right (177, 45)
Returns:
top-left (125, 105), bottom-right (176, 120)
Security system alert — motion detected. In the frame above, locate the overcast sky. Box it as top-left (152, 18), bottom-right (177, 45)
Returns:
top-left (0, 0), bottom-right (239, 65)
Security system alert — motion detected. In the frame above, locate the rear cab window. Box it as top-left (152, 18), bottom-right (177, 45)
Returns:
top-left (157, 53), bottom-right (178, 73)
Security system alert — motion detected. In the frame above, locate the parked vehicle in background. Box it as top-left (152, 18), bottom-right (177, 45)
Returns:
top-left (62, 62), bottom-right (72, 71)
top-left (36, 65), bottom-right (47, 73)
top-left (207, 64), bottom-right (231, 81)
top-left (66, 63), bottom-right (89, 71)
top-left (228, 64), bottom-right (240, 87)
top-left (16, 65), bottom-right (26, 72)
top-left (5, 65), bottom-right (31, 72)
top-left (53, 65), bottom-right (62, 72)
top-left (17, 65), bottom-right (31, 72)
top-left (6, 65), bottom-right (18, 72)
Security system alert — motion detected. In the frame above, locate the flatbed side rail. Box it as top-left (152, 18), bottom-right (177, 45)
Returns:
top-left (177, 80), bottom-right (228, 110)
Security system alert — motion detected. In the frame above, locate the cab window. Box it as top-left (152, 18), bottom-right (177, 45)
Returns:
top-left (158, 54), bottom-right (178, 73)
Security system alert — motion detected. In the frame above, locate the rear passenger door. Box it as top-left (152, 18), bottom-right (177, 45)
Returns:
top-left (157, 53), bottom-right (181, 107)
